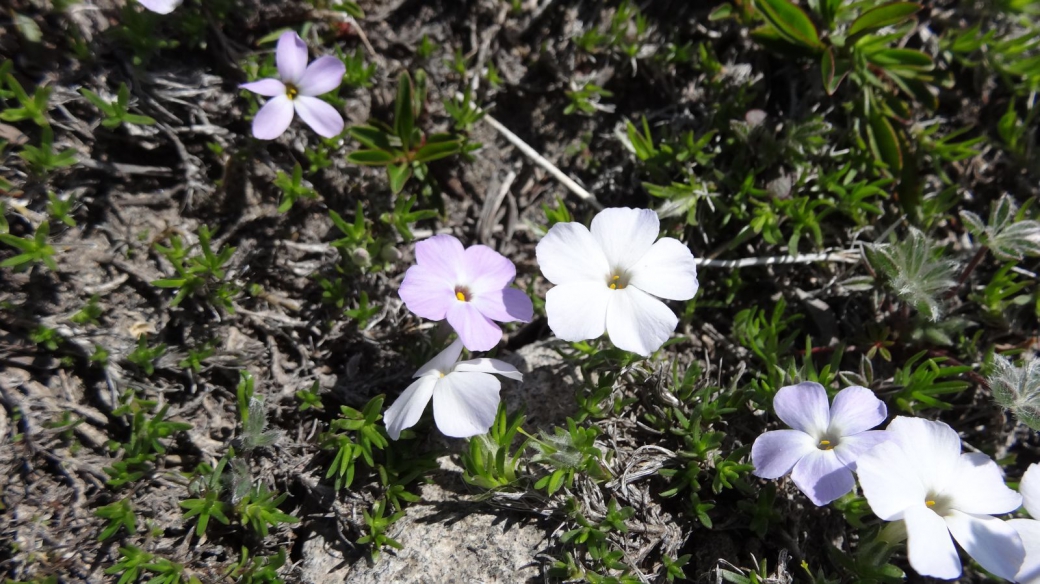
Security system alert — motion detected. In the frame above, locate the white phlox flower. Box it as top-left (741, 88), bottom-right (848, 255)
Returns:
top-left (1009, 463), bottom-right (1040, 584)
top-left (383, 339), bottom-right (522, 440)
top-left (856, 417), bottom-right (1024, 580)
top-left (535, 207), bottom-right (699, 356)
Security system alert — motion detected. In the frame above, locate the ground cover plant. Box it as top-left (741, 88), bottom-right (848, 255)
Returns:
top-left (2, 0), bottom-right (1040, 582)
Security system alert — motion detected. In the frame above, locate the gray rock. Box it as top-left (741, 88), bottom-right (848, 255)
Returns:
top-left (296, 462), bottom-right (548, 584)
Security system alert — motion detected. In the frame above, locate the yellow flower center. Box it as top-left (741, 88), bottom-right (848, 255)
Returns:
top-left (455, 286), bottom-right (470, 302)
top-left (818, 439), bottom-right (833, 450)
top-left (606, 271), bottom-right (629, 290)
top-left (926, 500), bottom-right (936, 507)
top-left (285, 84), bottom-right (299, 100)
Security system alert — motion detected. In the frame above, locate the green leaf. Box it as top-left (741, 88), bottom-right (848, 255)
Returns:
top-left (349, 125), bottom-right (396, 150)
top-left (394, 72), bottom-right (415, 151)
top-left (847, 2), bottom-right (920, 40)
top-left (387, 163), bottom-right (412, 194)
top-left (14, 13), bottom-right (42, 43)
top-left (347, 149), bottom-right (397, 166)
top-left (867, 111), bottom-right (903, 174)
top-left (821, 46), bottom-right (850, 95)
top-left (753, 0), bottom-right (822, 50)
top-left (79, 88), bottom-right (114, 113)
top-left (867, 48), bottom-right (934, 71)
top-left (413, 140), bottom-right (462, 163)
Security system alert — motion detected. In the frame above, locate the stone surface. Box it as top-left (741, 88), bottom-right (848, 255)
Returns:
top-left (297, 471), bottom-right (549, 583)
top-left (502, 339), bottom-right (580, 430)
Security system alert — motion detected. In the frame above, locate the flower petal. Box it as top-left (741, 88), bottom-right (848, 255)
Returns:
top-left (904, 504), bottom-right (961, 579)
top-left (399, 264), bottom-right (456, 321)
top-left (605, 286), bottom-right (677, 356)
top-left (945, 510), bottom-right (1024, 581)
top-left (240, 78), bottom-right (286, 97)
top-left (886, 416), bottom-right (962, 495)
top-left (447, 301), bottom-right (503, 351)
top-left (536, 222), bottom-right (610, 286)
top-left (943, 452), bottom-right (1022, 515)
top-left (1022, 463), bottom-right (1040, 519)
top-left (276, 31), bottom-right (308, 84)
top-left (1009, 519), bottom-right (1040, 584)
top-left (772, 382), bottom-right (830, 437)
top-left (627, 237), bottom-right (699, 301)
top-left (545, 281), bottom-right (611, 342)
top-left (827, 385), bottom-right (887, 436)
top-left (415, 235), bottom-right (465, 282)
top-left (293, 96), bottom-right (344, 138)
top-left (590, 208), bottom-right (659, 271)
top-left (433, 372), bottom-right (501, 438)
top-left (454, 358), bottom-right (523, 381)
top-left (138, 0), bottom-right (182, 13)
top-left (384, 376), bottom-right (436, 440)
top-left (831, 430), bottom-right (888, 469)
top-left (857, 440), bottom-right (928, 520)
top-left (297, 56), bottom-right (345, 96)
top-left (751, 429), bottom-right (815, 479)
top-left (791, 449), bottom-right (855, 506)
top-left (471, 287), bottom-right (533, 324)
top-left (251, 95), bottom-right (295, 140)
top-left (462, 245), bottom-right (516, 294)
top-left (414, 339), bottom-right (465, 378)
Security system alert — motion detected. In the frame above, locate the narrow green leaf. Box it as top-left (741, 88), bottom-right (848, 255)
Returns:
top-left (847, 2), bottom-right (920, 40)
top-left (394, 72), bottom-right (415, 151)
top-left (346, 149), bottom-right (397, 166)
top-left (821, 46), bottom-right (851, 95)
top-left (412, 140), bottom-right (461, 163)
top-left (867, 111), bottom-right (903, 174)
top-left (348, 125), bottom-right (395, 150)
top-left (387, 163), bottom-right (411, 194)
top-left (753, 0), bottom-right (822, 50)
top-left (867, 48), bottom-right (934, 71)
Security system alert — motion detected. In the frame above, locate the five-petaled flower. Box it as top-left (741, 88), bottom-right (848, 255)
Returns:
top-left (1009, 463), bottom-right (1040, 583)
top-left (399, 234), bottom-right (533, 352)
top-left (751, 382), bottom-right (888, 506)
top-left (240, 31), bottom-right (345, 140)
top-left (138, 0), bottom-right (182, 13)
top-left (857, 416), bottom-right (1024, 581)
top-left (535, 207), bottom-right (698, 356)
top-left (383, 339), bottom-right (522, 440)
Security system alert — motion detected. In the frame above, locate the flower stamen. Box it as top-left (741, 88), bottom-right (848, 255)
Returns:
top-left (454, 286), bottom-right (471, 302)
top-left (926, 500), bottom-right (936, 507)
top-left (818, 439), bottom-right (833, 450)
top-left (607, 272), bottom-right (628, 290)
top-left (285, 83), bottom-right (299, 100)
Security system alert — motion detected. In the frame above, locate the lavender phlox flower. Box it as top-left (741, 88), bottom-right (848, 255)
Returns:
top-left (534, 207), bottom-right (698, 356)
top-left (857, 416), bottom-right (1024, 580)
top-left (240, 31), bottom-right (345, 140)
top-left (138, 0), bottom-right (182, 13)
top-left (399, 234), bottom-right (533, 352)
top-left (751, 382), bottom-right (888, 506)
top-left (383, 339), bottom-right (522, 440)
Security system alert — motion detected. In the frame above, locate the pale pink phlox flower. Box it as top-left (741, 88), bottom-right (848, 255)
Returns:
top-left (399, 235), bottom-right (533, 352)
top-left (751, 382), bottom-right (888, 506)
top-left (240, 31), bottom-right (345, 140)
top-left (384, 339), bottom-right (522, 439)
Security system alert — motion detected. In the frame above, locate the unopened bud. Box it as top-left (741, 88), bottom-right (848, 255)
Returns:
top-left (350, 247), bottom-right (371, 268)
top-left (380, 244), bottom-right (401, 263)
